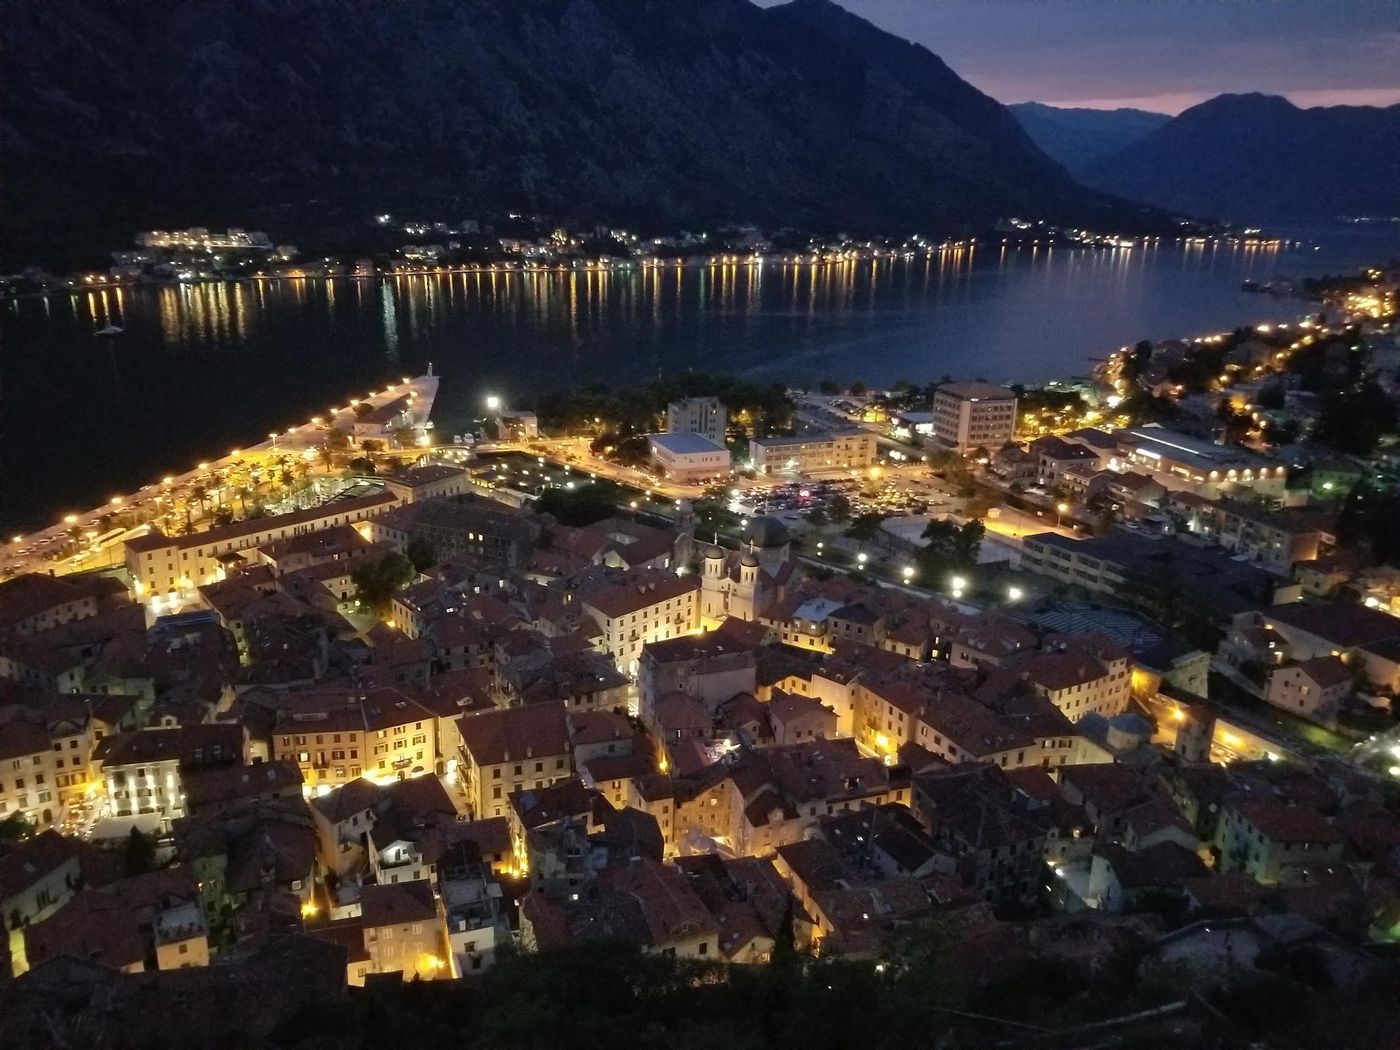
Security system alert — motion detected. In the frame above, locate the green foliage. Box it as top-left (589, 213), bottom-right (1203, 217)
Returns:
top-left (1314, 378), bottom-right (1398, 455)
top-left (351, 550), bottom-right (415, 614)
top-left (536, 373), bottom-right (793, 439)
top-left (1335, 481), bottom-right (1400, 563)
top-left (0, 812), bottom-right (35, 845)
top-left (405, 535), bottom-right (439, 573)
top-left (122, 827), bottom-right (157, 876)
top-left (921, 519), bottom-right (984, 562)
top-left (535, 480), bottom-right (624, 526)
top-left (844, 512), bottom-right (888, 542)
top-left (827, 493), bottom-right (852, 523)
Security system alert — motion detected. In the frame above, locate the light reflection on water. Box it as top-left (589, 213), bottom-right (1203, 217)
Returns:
top-left (4, 228), bottom-right (1394, 531)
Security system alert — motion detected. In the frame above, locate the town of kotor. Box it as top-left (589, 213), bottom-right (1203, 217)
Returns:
top-left (1, 2), bottom-right (1398, 1048)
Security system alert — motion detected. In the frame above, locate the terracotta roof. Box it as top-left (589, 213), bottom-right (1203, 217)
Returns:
top-left (0, 831), bottom-right (78, 902)
top-left (579, 568), bottom-right (699, 621)
top-left (1233, 801), bottom-right (1343, 844)
top-left (458, 702), bottom-right (569, 767)
top-left (1265, 601), bottom-right (1400, 649)
top-left (360, 879), bottom-right (436, 927)
top-left (1290, 656), bottom-right (1354, 690)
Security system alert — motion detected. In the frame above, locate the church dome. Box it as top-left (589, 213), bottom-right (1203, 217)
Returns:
top-left (740, 548), bottom-right (761, 568)
top-left (741, 516), bottom-right (790, 550)
top-left (704, 545), bottom-right (725, 561)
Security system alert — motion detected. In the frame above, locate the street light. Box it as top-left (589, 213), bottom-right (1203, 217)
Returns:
top-left (1007, 586), bottom-right (1023, 602)
top-left (902, 566), bottom-right (915, 581)
top-left (269, 432), bottom-right (278, 449)
top-left (857, 552), bottom-right (868, 566)
top-left (485, 395), bottom-right (502, 412)
top-left (951, 575), bottom-right (967, 592)
top-left (1056, 502), bottom-right (1069, 527)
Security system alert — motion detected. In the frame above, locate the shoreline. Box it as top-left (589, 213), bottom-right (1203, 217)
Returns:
top-left (1, 232), bottom-right (1313, 302)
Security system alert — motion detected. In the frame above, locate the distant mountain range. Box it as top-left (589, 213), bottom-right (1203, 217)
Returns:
top-left (1, 0), bottom-right (1163, 267)
top-left (1080, 93), bottom-right (1400, 223)
top-left (1009, 102), bottom-right (1169, 174)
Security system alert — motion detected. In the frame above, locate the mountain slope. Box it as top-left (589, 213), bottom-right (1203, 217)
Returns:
top-left (1086, 93), bottom-right (1400, 222)
top-left (1, 0), bottom-right (1149, 265)
top-left (1009, 102), bottom-right (1169, 174)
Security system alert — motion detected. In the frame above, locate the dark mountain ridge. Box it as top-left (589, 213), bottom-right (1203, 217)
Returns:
top-left (1, 0), bottom-right (1156, 266)
top-left (1009, 101), bottom-right (1169, 174)
top-left (1085, 92), bottom-right (1400, 223)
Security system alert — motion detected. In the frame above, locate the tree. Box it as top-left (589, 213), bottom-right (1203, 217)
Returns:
top-left (351, 551), bottom-right (415, 615)
top-left (845, 512), bottom-right (888, 542)
top-left (326, 427), bottom-right (351, 451)
top-left (0, 813), bottom-right (34, 845)
top-left (405, 536), bottom-right (439, 573)
top-left (392, 424), bottom-right (418, 449)
top-left (827, 493), bottom-right (853, 524)
top-left (918, 519), bottom-right (985, 578)
top-left (122, 827), bottom-right (157, 876)
top-left (1314, 378), bottom-right (1398, 455)
top-left (818, 379), bottom-right (840, 395)
top-left (353, 402), bottom-right (374, 419)
top-left (211, 506), bottom-right (236, 527)
top-left (535, 481), bottom-right (623, 526)
top-left (848, 380), bottom-right (867, 397)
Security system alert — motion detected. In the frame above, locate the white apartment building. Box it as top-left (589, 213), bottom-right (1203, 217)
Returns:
top-left (932, 383), bottom-right (1018, 451)
top-left (749, 431), bottom-right (877, 476)
top-left (649, 432), bottom-right (731, 483)
top-left (665, 397), bottom-right (728, 445)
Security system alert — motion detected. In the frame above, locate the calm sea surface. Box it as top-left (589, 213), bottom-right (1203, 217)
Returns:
top-left (3, 224), bottom-right (1395, 531)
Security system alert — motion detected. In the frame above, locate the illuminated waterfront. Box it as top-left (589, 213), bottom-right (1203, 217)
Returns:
top-left (3, 226), bottom-right (1393, 530)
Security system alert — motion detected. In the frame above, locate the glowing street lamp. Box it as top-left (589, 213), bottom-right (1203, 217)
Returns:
top-left (901, 565), bottom-right (915, 581)
top-left (950, 575), bottom-right (967, 592)
top-left (485, 395), bottom-right (502, 412)
top-left (1056, 502), bottom-right (1069, 527)
top-left (856, 552), bottom-right (868, 566)
top-left (1007, 586), bottom-right (1023, 602)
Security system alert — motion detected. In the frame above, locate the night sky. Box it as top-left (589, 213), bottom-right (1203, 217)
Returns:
top-left (773, 0), bottom-right (1400, 114)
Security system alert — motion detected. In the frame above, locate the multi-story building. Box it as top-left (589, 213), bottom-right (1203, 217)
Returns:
top-left (665, 397), bottom-right (728, 445)
top-left (382, 464), bottom-right (470, 504)
top-left (267, 686), bottom-right (439, 792)
top-left (0, 710), bottom-right (60, 830)
top-left (0, 573), bottom-right (106, 636)
top-left (1022, 643), bottom-right (1132, 721)
top-left (1206, 498), bottom-right (1324, 570)
top-left (932, 383), bottom-right (1018, 451)
top-left (136, 228), bottom-right (271, 251)
top-left (94, 725), bottom-right (247, 832)
top-left (577, 568), bottom-right (701, 675)
top-left (1020, 532), bottom-right (1301, 614)
top-left (123, 491), bottom-right (397, 603)
top-left (369, 497), bottom-right (540, 569)
top-left (457, 703), bottom-right (572, 820)
top-left (1108, 426), bottom-right (1288, 498)
top-left (638, 630), bottom-right (758, 730)
top-left (1214, 800), bottom-right (1344, 885)
top-left (1264, 656), bottom-right (1353, 720)
top-left (0, 830), bottom-right (80, 974)
top-left (648, 432), bottom-right (731, 484)
top-left (362, 880), bottom-right (446, 980)
top-left (749, 430), bottom-right (877, 476)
